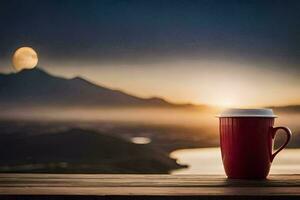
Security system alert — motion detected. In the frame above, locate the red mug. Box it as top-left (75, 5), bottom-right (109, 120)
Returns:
top-left (218, 109), bottom-right (292, 179)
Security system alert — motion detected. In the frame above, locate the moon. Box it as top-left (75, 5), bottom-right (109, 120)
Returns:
top-left (12, 47), bottom-right (38, 71)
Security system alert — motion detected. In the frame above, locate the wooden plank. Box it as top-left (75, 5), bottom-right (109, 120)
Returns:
top-left (1, 186), bottom-right (300, 196)
top-left (0, 174), bottom-right (299, 198)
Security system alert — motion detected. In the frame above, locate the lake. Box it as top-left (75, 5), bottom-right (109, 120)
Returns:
top-left (170, 147), bottom-right (300, 174)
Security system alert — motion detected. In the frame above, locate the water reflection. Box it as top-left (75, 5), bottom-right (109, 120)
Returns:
top-left (170, 147), bottom-right (300, 174)
top-left (131, 137), bottom-right (152, 144)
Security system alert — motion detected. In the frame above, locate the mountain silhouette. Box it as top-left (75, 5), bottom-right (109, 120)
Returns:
top-left (2, 67), bottom-right (297, 111)
top-left (0, 67), bottom-right (181, 108)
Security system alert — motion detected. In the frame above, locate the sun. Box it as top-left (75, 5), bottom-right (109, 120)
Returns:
top-left (218, 99), bottom-right (236, 108)
top-left (213, 96), bottom-right (242, 108)
top-left (12, 47), bottom-right (38, 71)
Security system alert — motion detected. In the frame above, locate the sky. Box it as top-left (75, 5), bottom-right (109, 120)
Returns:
top-left (0, 0), bottom-right (299, 107)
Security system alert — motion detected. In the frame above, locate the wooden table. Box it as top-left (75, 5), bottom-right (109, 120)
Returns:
top-left (0, 174), bottom-right (299, 199)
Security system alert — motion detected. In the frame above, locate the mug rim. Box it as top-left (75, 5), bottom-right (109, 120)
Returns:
top-left (216, 108), bottom-right (277, 118)
top-left (216, 115), bottom-right (277, 118)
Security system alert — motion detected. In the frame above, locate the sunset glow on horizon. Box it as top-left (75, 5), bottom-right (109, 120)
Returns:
top-left (39, 59), bottom-right (300, 108)
top-left (1, 55), bottom-right (299, 107)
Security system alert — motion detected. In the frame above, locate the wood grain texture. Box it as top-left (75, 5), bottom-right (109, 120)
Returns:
top-left (0, 174), bottom-right (299, 198)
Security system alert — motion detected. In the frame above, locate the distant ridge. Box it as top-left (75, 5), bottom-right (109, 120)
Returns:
top-left (0, 67), bottom-right (192, 108)
top-left (270, 105), bottom-right (300, 113)
top-left (1, 67), bottom-right (298, 111)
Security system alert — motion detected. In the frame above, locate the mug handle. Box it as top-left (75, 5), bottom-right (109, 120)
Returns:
top-left (270, 126), bottom-right (292, 162)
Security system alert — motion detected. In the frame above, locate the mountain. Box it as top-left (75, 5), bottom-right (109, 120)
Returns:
top-left (270, 105), bottom-right (300, 113)
top-left (0, 128), bottom-right (183, 173)
top-left (0, 67), bottom-right (183, 108)
top-left (1, 67), bottom-right (297, 111)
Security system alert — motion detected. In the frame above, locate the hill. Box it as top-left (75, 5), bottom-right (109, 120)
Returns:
top-left (0, 68), bottom-right (187, 108)
top-left (270, 105), bottom-right (300, 113)
top-left (0, 128), bottom-right (183, 173)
